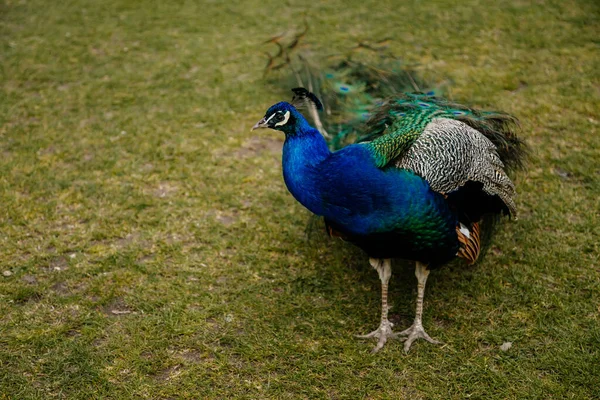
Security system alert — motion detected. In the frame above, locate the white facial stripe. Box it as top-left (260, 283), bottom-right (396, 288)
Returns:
top-left (264, 113), bottom-right (277, 124)
top-left (274, 111), bottom-right (290, 127)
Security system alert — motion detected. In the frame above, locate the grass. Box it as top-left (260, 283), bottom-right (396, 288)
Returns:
top-left (1, 0), bottom-right (599, 398)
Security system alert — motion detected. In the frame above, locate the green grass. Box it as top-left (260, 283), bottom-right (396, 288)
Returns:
top-left (1, 0), bottom-right (599, 398)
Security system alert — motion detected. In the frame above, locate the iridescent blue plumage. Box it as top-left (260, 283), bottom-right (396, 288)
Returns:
top-left (277, 103), bottom-right (459, 264)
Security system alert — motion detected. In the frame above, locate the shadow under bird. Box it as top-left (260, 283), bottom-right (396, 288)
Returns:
top-left (252, 86), bottom-right (525, 352)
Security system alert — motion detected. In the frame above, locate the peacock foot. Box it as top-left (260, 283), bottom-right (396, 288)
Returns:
top-left (356, 319), bottom-right (399, 353)
top-left (398, 322), bottom-right (440, 353)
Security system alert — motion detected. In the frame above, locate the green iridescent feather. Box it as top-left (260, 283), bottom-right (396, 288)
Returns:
top-left (363, 94), bottom-right (526, 170)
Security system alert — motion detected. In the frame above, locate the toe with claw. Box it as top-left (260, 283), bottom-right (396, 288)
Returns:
top-left (356, 320), bottom-right (398, 353)
top-left (398, 322), bottom-right (440, 352)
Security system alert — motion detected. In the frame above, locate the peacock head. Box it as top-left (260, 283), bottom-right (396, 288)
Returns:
top-left (252, 88), bottom-right (323, 136)
top-left (251, 102), bottom-right (303, 135)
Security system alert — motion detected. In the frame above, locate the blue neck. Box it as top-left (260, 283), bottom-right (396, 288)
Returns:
top-left (281, 120), bottom-right (330, 215)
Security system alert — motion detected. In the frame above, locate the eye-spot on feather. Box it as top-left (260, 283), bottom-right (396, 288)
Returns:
top-left (274, 110), bottom-right (290, 127)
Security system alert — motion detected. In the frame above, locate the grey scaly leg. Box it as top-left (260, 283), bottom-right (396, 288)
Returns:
top-left (356, 258), bottom-right (397, 353)
top-left (398, 261), bottom-right (441, 352)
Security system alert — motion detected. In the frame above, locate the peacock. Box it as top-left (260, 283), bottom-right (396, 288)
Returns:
top-left (253, 32), bottom-right (526, 352)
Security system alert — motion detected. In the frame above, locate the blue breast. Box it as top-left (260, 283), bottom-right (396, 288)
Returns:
top-left (282, 129), bottom-right (459, 264)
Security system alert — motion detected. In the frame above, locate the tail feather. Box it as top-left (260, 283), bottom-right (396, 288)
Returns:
top-left (292, 57), bottom-right (434, 149)
top-left (263, 27), bottom-right (437, 149)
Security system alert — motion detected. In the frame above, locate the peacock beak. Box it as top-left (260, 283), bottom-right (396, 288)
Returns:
top-left (251, 118), bottom-right (268, 131)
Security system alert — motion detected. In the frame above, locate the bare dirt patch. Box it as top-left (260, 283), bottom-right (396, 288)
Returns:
top-left (232, 136), bottom-right (283, 158)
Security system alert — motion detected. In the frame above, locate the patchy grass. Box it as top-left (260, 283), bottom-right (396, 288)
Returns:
top-left (1, 0), bottom-right (599, 398)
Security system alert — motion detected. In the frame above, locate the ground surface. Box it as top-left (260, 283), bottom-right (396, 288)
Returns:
top-left (1, 0), bottom-right (599, 398)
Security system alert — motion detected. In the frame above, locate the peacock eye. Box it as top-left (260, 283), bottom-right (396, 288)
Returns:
top-left (273, 110), bottom-right (290, 127)
top-left (264, 110), bottom-right (291, 128)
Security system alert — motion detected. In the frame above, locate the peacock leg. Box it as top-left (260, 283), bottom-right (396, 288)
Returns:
top-left (356, 258), bottom-right (398, 353)
top-left (398, 261), bottom-right (441, 352)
